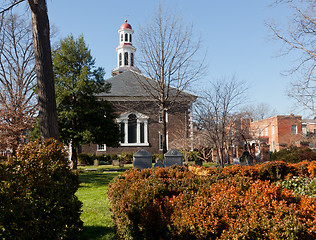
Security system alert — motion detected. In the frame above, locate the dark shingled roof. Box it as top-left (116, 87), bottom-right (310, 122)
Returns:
top-left (96, 70), bottom-right (197, 101)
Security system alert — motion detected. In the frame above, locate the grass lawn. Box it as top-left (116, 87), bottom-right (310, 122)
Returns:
top-left (76, 166), bottom-right (125, 239)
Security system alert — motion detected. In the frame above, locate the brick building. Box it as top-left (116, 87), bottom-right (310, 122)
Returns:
top-left (81, 21), bottom-right (196, 155)
top-left (249, 115), bottom-right (302, 152)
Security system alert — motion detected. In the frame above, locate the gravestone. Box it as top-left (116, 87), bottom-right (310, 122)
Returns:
top-left (133, 149), bottom-right (152, 169)
top-left (164, 149), bottom-right (183, 167)
top-left (239, 150), bottom-right (253, 165)
top-left (112, 159), bottom-right (119, 166)
top-left (154, 162), bottom-right (164, 168)
top-left (194, 159), bottom-right (203, 166)
top-left (94, 159), bottom-right (99, 167)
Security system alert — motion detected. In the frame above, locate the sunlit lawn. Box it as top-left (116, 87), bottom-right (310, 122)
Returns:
top-left (76, 166), bottom-right (127, 240)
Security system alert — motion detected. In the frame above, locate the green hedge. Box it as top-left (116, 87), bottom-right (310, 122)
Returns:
top-left (78, 153), bottom-right (112, 165)
top-left (271, 146), bottom-right (316, 163)
top-left (0, 139), bottom-right (83, 239)
top-left (108, 162), bottom-right (316, 240)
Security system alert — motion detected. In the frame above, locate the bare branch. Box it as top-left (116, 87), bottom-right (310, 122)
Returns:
top-left (0, 0), bottom-right (25, 15)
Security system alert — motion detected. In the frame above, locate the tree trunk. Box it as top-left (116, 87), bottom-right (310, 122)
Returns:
top-left (162, 108), bottom-right (168, 155)
top-left (71, 145), bottom-right (78, 170)
top-left (28, 0), bottom-right (59, 140)
top-left (219, 147), bottom-right (225, 168)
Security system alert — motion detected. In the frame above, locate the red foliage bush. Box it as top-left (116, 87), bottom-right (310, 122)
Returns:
top-left (108, 162), bottom-right (316, 239)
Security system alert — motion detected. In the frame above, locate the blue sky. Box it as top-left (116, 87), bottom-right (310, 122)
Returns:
top-left (43, 0), bottom-right (304, 116)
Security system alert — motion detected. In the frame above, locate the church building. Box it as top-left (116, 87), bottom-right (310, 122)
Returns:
top-left (82, 20), bottom-right (196, 155)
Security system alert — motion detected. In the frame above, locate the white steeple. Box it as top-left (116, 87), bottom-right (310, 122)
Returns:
top-left (111, 20), bottom-right (140, 76)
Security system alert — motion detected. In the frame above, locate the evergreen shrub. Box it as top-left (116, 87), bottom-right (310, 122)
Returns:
top-left (271, 146), bottom-right (316, 163)
top-left (77, 153), bottom-right (94, 165)
top-left (108, 162), bottom-right (316, 240)
top-left (0, 139), bottom-right (83, 239)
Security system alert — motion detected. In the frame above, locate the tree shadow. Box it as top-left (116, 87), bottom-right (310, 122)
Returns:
top-left (81, 225), bottom-right (117, 240)
top-left (79, 172), bottom-right (119, 188)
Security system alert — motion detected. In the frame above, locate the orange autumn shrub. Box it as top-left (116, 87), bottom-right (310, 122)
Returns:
top-left (108, 162), bottom-right (316, 240)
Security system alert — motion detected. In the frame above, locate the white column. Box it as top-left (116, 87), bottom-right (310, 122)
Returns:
top-left (144, 120), bottom-right (148, 144)
top-left (136, 120), bottom-right (141, 143)
top-left (189, 104), bottom-right (194, 151)
top-left (124, 119), bottom-right (128, 144)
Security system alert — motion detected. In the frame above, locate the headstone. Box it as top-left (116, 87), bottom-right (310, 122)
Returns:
top-left (154, 162), bottom-right (164, 168)
top-left (94, 159), bottom-right (99, 167)
top-left (133, 149), bottom-right (152, 169)
top-left (194, 159), bottom-right (203, 166)
top-left (239, 150), bottom-right (253, 165)
top-left (156, 157), bottom-right (163, 164)
top-left (119, 161), bottom-right (124, 168)
top-left (112, 159), bottom-right (119, 166)
top-left (164, 149), bottom-right (183, 167)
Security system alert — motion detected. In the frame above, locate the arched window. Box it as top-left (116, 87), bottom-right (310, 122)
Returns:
top-left (119, 53), bottom-right (122, 66)
top-left (129, 34), bottom-right (132, 43)
top-left (131, 53), bottom-right (134, 66)
top-left (128, 114), bottom-right (137, 143)
top-left (117, 112), bottom-right (149, 146)
top-left (124, 52), bottom-right (129, 66)
top-left (125, 33), bottom-right (128, 41)
top-left (120, 34), bottom-right (123, 42)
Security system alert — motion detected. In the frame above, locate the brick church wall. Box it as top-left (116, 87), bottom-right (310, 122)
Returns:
top-left (81, 100), bottom-right (191, 155)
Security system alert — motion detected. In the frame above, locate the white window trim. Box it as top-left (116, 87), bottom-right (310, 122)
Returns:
top-left (265, 127), bottom-right (268, 136)
top-left (158, 109), bottom-right (168, 123)
top-left (291, 125), bottom-right (298, 135)
top-left (117, 111), bottom-right (149, 147)
top-left (158, 131), bottom-right (168, 151)
top-left (97, 144), bottom-right (106, 151)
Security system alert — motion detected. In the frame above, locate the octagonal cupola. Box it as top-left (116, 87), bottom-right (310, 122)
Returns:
top-left (111, 20), bottom-right (140, 76)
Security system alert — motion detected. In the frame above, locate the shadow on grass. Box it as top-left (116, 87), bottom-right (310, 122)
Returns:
top-left (81, 226), bottom-right (117, 240)
top-left (79, 172), bottom-right (120, 188)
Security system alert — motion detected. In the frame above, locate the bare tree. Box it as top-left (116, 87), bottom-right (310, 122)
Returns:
top-left (268, 0), bottom-right (316, 114)
top-left (196, 76), bottom-right (248, 167)
top-left (0, 0), bottom-right (59, 140)
top-left (136, 5), bottom-right (204, 154)
top-left (241, 103), bottom-right (278, 121)
top-left (0, 12), bottom-right (36, 153)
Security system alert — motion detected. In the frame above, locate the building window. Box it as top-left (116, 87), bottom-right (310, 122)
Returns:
top-left (117, 112), bottom-right (149, 146)
top-left (125, 33), bottom-right (128, 41)
top-left (302, 125), bottom-right (307, 135)
top-left (119, 53), bottom-right (122, 66)
top-left (128, 114), bottom-right (137, 143)
top-left (265, 127), bottom-right (268, 136)
top-left (97, 144), bottom-right (106, 151)
top-left (256, 129), bottom-right (259, 137)
top-left (271, 125), bottom-right (275, 135)
top-left (158, 109), bottom-right (168, 123)
top-left (159, 133), bottom-right (163, 151)
top-left (131, 53), bottom-right (134, 66)
top-left (140, 122), bottom-right (144, 143)
top-left (120, 34), bottom-right (123, 42)
top-left (120, 122), bottom-right (125, 143)
top-left (260, 128), bottom-right (263, 136)
top-left (291, 125), bottom-right (297, 134)
top-left (124, 52), bottom-right (128, 65)
top-left (158, 131), bottom-right (168, 151)
top-left (130, 34), bottom-right (132, 42)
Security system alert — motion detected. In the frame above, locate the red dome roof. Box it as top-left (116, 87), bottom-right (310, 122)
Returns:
top-left (120, 20), bottom-right (132, 30)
